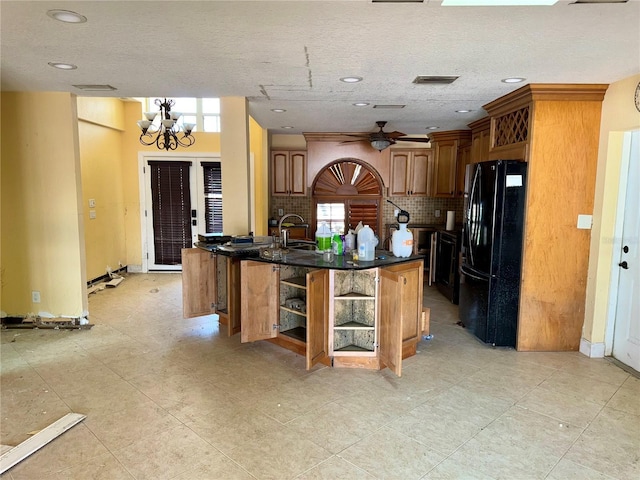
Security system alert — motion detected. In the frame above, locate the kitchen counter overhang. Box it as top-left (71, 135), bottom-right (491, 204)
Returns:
top-left (195, 242), bottom-right (424, 270)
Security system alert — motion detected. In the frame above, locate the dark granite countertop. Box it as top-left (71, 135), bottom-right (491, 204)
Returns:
top-left (195, 242), bottom-right (423, 270)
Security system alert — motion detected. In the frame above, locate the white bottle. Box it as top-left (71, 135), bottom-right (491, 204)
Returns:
top-left (392, 223), bottom-right (413, 258)
top-left (357, 225), bottom-right (376, 261)
top-left (344, 229), bottom-right (356, 252)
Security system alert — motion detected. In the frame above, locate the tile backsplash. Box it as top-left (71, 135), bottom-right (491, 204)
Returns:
top-left (270, 195), bottom-right (463, 232)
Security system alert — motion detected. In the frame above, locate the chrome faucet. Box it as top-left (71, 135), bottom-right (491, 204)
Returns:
top-left (278, 213), bottom-right (305, 248)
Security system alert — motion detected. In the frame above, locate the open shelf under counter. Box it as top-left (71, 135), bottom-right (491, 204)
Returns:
top-left (280, 326), bottom-right (306, 343)
top-left (334, 291), bottom-right (374, 300)
top-left (280, 276), bottom-right (307, 289)
top-left (333, 344), bottom-right (374, 353)
top-left (334, 320), bottom-right (374, 330)
top-left (279, 305), bottom-right (307, 317)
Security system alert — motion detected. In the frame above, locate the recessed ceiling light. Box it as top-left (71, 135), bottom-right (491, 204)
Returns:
top-left (271, 108), bottom-right (286, 113)
top-left (352, 102), bottom-right (370, 107)
top-left (455, 109), bottom-right (473, 113)
top-left (281, 126), bottom-right (294, 129)
top-left (340, 76), bottom-right (363, 83)
top-left (48, 62), bottom-right (77, 70)
top-left (46, 9), bottom-right (87, 23)
top-left (426, 126), bottom-right (439, 130)
top-left (502, 77), bottom-right (526, 83)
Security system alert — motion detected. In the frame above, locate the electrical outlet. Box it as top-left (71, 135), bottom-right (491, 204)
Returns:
top-left (32, 291), bottom-right (41, 303)
top-left (89, 210), bottom-right (97, 219)
top-left (88, 198), bottom-right (96, 208)
top-left (278, 208), bottom-right (284, 216)
top-left (435, 209), bottom-right (441, 218)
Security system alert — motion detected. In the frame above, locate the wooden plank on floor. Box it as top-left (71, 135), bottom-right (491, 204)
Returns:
top-left (0, 413), bottom-right (86, 474)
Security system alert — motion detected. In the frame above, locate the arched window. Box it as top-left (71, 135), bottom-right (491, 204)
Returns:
top-left (311, 159), bottom-right (384, 236)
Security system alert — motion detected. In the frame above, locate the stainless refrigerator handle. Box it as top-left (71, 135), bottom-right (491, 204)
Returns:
top-left (460, 265), bottom-right (487, 281)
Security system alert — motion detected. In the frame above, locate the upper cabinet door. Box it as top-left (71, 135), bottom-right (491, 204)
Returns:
top-left (389, 150), bottom-right (431, 197)
top-left (432, 139), bottom-right (458, 197)
top-left (271, 150), bottom-right (307, 196)
top-left (240, 260), bottom-right (279, 342)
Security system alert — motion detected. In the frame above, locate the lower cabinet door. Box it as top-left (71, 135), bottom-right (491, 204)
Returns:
top-left (306, 269), bottom-right (328, 369)
top-left (240, 260), bottom-right (279, 342)
top-left (379, 268), bottom-right (404, 377)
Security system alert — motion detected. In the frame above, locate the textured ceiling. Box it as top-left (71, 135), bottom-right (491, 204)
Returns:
top-left (1, 0), bottom-right (639, 137)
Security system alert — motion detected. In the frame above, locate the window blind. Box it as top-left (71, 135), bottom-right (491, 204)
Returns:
top-left (202, 162), bottom-right (223, 233)
top-left (148, 161), bottom-right (192, 265)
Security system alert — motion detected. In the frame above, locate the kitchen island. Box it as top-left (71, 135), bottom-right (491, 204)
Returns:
top-left (182, 244), bottom-right (424, 376)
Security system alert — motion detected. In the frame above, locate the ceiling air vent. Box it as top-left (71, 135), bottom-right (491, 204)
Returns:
top-left (373, 104), bottom-right (405, 109)
top-left (413, 76), bottom-right (459, 85)
top-left (73, 84), bottom-right (118, 91)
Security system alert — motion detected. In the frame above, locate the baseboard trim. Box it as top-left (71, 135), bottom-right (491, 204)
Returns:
top-left (87, 266), bottom-right (127, 287)
top-left (579, 338), bottom-right (606, 358)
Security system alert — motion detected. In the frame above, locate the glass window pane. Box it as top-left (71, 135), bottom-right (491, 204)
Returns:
top-left (203, 115), bottom-right (220, 133)
top-left (170, 97), bottom-right (197, 113)
top-left (202, 98), bottom-right (220, 114)
top-left (316, 202), bottom-right (345, 234)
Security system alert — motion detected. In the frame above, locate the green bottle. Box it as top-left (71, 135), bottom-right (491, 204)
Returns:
top-left (332, 232), bottom-right (343, 255)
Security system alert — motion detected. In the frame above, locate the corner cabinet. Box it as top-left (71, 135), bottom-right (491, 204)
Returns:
top-left (240, 260), bottom-right (329, 370)
top-left (271, 150), bottom-right (307, 196)
top-left (389, 149), bottom-right (432, 196)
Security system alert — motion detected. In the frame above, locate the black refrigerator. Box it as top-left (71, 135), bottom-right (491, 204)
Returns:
top-left (459, 160), bottom-right (527, 347)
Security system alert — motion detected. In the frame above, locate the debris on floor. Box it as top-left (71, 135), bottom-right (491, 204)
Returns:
top-left (0, 413), bottom-right (86, 474)
top-left (1, 316), bottom-right (93, 330)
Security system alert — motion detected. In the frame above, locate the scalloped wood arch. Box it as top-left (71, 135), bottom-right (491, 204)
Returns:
top-left (312, 159), bottom-right (383, 196)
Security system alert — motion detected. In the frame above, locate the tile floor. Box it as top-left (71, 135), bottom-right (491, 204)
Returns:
top-left (1, 272), bottom-right (638, 480)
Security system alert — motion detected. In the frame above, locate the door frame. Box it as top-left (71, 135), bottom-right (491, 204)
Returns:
top-left (604, 130), bottom-right (637, 357)
top-left (138, 151), bottom-right (220, 272)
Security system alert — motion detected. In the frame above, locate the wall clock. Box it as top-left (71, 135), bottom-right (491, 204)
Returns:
top-left (635, 81), bottom-right (640, 112)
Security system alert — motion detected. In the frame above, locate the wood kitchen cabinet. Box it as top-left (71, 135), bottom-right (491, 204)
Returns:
top-left (240, 260), bottom-right (329, 370)
top-left (456, 143), bottom-right (471, 197)
top-left (379, 260), bottom-right (423, 376)
top-left (469, 116), bottom-right (491, 164)
top-left (482, 83), bottom-right (607, 351)
top-left (271, 150), bottom-right (307, 196)
top-left (389, 149), bottom-right (432, 196)
top-left (430, 131), bottom-right (471, 198)
top-left (181, 248), bottom-right (241, 336)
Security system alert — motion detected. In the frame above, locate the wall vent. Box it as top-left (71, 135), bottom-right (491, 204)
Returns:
top-left (413, 76), bottom-right (459, 85)
top-left (373, 104), bottom-right (405, 109)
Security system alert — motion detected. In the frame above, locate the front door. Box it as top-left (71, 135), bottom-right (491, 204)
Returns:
top-left (612, 130), bottom-right (640, 371)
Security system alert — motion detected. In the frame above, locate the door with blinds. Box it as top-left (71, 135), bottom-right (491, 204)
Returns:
top-left (143, 156), bottom-right (223, 271)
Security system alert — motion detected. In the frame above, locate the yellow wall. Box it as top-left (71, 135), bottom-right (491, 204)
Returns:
top-left (1, 92), bottom-right (87, 318)
top-left (584, 74), bottom-right (640, 349)
top-left (77, 97), bottom-right (127, 280)
top-left (250, 116), bottom-right (268, 235)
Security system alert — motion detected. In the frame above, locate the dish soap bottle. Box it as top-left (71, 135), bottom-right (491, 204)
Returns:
top-left (332, 231), bottom-right (343, 255)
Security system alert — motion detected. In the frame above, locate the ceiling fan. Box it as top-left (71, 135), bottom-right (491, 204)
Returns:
top-left (342, 121), bottom-right (431, 151)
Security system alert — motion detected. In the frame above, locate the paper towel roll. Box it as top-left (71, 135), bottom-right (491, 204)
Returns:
top-left (446, 211), bottom-right (455, 231)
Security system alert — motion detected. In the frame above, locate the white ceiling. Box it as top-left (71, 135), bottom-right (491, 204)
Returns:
top-left (1, 0), bottom-right (639, 137)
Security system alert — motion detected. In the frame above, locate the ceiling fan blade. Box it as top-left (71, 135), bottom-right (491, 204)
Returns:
top-left (342, 133), bottom-right (371, 139)
top-left (385, 131), bottom-right (407, 139)
top-left (340, 138), bottom-right (369, 145)
top-left (395, 137), bottom-right (431, 143)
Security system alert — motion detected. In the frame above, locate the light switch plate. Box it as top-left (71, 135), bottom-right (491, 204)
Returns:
top-left (577, 214), bottom-right (592, 229)
top-left (89, 210), bottom-right (97, 219)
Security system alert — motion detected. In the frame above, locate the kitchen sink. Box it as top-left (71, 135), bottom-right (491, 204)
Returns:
top-left (287, 243), bottom-right (317, 251)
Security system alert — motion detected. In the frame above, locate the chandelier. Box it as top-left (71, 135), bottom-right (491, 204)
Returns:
top-left (137, 98), bottom-right (195, 150)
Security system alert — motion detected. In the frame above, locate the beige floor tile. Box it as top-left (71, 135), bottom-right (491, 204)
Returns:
top-left (2, 273), bottom-right (637, 480)
top-left (226, 428), bottom-right (332, 480)
top-left (606, 375), bottom-right (640, 416)
top-left (564, 406), bottom-right (640, 479)
top-left (338, 426), bottom-right (445, 480)
top-left (83, 400), bottom-right (182, 450)
top-left (8, 424), bottom-right (109, 479)
top-left (44, 452), bottom-right (135, 479)
top-left (517, 385), bottom-right (604, 428)
top-left (111, 424), bottom-right (219, 480)
top-left (538, 370), bottom-right (621, 406)
top-left (295, 456), bottom-right (376, 479)
top-left (546, 458), bottom-right (618, 480)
